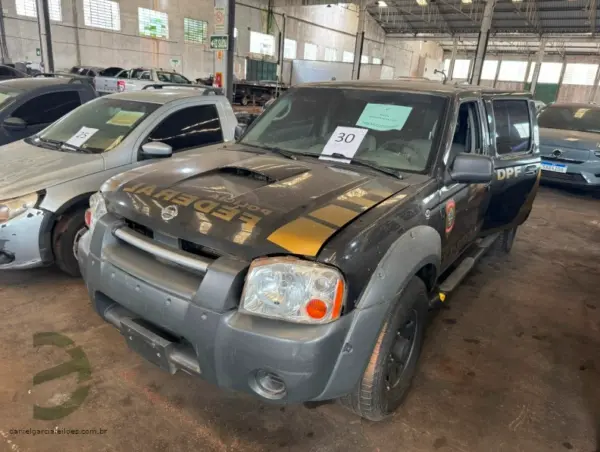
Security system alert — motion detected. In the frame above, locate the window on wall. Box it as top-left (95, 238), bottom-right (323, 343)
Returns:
top-left (361, 55), bottom-right (369, 64)
top-left (537, 62), bottom-right (562, 84)
top-left (526, 63), bottom-right (537, 83)
top-left (497, 61), bottom-right (528, 82)
top-left (452, 59), bottom-right (471, 79)
top-left (250, 31), bottom-right (275, 56)
top-left (324, 47), bottom-right (337, 62)
top-left (16, 0), bottom-right (61, 21)
top-left (83, 0), bottom-right (120, 31)
top-left (342, 51), bottom-right (354, 63)
top-left (184, 18), bottom-right (207, 43)
top-left (284, 39), bottom-right (297, 59)
top-left (563, 63), bottom-right (599, 85)
top-left (372, 57), bottom-right (382, 65)
top-left (481, 60), bottom-right (498, 80)
top-left (138, 7), bottom-right (169, 39)
top-left (443, 59), bottom-right (450, 74)
top-left (304, 43), bottom-right (317, 60)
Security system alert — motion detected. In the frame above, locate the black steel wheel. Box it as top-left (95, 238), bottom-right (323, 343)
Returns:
top-left (339, 276), bottom-right (429, 421)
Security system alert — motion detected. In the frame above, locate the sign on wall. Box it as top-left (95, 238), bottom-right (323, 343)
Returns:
top-left (214, 7), bottom-right (225, 34)
top-left (210, 35), bottom-right (229, 50)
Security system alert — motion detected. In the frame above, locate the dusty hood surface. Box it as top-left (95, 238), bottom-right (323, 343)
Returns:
top-left (0, 140), bottom-right (105, 200)
top-left (105, 145), bottom-right (410, 259)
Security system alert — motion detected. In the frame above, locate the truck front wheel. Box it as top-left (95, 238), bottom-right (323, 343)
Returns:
top-left (494, 226), bottom-right (517, 254)
top-left (339, 276), bottom-right (428, 421)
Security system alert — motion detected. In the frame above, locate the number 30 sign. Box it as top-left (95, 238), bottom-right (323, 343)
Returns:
top-left (320, 126), bottom-right (368, 162)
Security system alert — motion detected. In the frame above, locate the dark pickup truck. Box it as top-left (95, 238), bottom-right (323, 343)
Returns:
top-left (79, 80), bottom-right (541, 421)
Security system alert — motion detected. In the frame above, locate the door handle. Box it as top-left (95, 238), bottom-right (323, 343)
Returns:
top-left (524, 165), bottom-right (538, 175)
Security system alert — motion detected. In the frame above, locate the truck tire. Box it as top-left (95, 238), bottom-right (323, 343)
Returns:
top-left (52, 209), bottom-right (87, 277)
top-left (493, 226), bottom-right (517, 254)
top-left (339, 276), bottom-right (428, 421)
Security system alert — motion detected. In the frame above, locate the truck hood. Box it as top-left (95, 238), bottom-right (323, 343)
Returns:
top-left (105, 145), bottom-right (410, 259)
top-left (0, 140), bottom-right (105, 200)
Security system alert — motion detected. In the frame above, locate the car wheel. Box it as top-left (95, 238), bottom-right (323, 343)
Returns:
top-left (339, 276), bottom-right (428, 421)
top-left (52, 209), bottom-right (87, 277)
top-left (494, 226), bottom-right (517, 254)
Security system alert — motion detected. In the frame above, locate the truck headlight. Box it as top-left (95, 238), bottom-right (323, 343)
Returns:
top-left (0, 192), bottom-right (39, 224)
top-left (84, 192), bottom-right (107, 233)
top-left (240, 257), bottom-right (345, 324)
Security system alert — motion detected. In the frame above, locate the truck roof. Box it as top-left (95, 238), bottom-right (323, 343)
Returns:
top-left (299, 79), bottom-right (531, 97)
top-left (105, 89), bottom-right (222, 104)
top-left (0, 77), bottom-right (75, 90)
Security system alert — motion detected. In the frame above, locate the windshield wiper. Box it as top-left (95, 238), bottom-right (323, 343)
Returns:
top-left (328, 153), bottom-right (404, 179)
top-left (243, 143), bottom-right (297, 160)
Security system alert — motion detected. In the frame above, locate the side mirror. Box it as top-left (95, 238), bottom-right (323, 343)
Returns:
top-left (141, 141), bottom-right (172, 158)
top-left (3, 117), bottom-right (27, 130)
top-left (234, 124), bottom-right (247, 140)
top-left (449, 153), bottom-right (493, 184)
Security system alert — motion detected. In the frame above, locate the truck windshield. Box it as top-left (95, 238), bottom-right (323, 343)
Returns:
top-left (538, 105), bottom-right (600, 134)
top-left (37, 98), bottom-right (160, 154)
top-left (240, 87), bottom-right (447, 173)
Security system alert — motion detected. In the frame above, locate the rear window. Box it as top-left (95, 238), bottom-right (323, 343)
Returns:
top-left (538, 105), bottom-right (600, 134)
top-left (38, 98), bottom-right (160, 154)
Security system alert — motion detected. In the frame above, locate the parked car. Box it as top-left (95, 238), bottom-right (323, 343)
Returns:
top-left (94, 68), bottom-right (192, 95)
top-left (0, 86), bottom-right (237, 275)
top-left (78, 80), bottom-right (541, 420)
top-left (0, 77), bottom-right (96, 146)
top-left (538, 103), bottom-right (600, 188)
top-left (0, 64), bottom-right (29, 81)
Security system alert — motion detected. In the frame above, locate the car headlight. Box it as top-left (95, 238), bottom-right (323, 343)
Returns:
top-left (0, 192), bottom-right (39, 224)
top-left (84, 192), bottom-right (107, 234)
top-left (240, 257), bottom-right (345, 324)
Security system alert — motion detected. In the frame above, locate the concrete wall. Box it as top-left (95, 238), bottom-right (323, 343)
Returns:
top-left (2, 0), bottom-right (443, 83)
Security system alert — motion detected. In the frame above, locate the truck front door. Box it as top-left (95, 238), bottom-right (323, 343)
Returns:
top-left (481, 98), bottom-right (541, 234)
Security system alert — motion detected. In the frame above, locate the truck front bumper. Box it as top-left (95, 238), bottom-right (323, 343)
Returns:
top-left (78, 215), bottom-right (372, 403)
top-left (0, 208), bottom-right (52, 270)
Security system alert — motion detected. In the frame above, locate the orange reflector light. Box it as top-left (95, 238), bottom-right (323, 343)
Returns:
top-left (84, 209), bottom-right (92, 228)
top-left (306, 299), bottom-right (328, 319)
top-left (332, 280), bottom-right (344, 319)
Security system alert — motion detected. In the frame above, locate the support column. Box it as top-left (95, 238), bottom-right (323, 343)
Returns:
top-left (278, 14), bottom-right (286, 88)
top-left (529, 38), bottom-right (546, 94)
top-left (226, 0), bottom-right (235, 102)
top-left (589, 63), bottom-right (600, 103)
top-left (214, 0), bottom-right (235, 102)
top-left (351, 0), bottom-right (367, 80)
top-left (493, 56), bottom-right (501, 88)
top-left (36, 0), bottom-right (54, 72)
top-left (448, 38), bottom-right (457, 80)
top-left (470, 0), bottom-right (496, 85)
top-left (0, 0), bottom-right (9, 64)
top-left (71, 0), bottom-right (81, 65)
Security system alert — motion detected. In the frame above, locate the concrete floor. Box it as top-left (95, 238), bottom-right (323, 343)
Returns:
top-left (0, 186), bottom-right (599, 452)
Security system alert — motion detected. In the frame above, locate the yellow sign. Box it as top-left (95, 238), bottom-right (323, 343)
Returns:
top-left (217, 50), bottom-right (224, 61)
top-left (107, 110), bottom-right (145, 127)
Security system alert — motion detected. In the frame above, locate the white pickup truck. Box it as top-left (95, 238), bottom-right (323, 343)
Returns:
top-left (94, 68), bottom-right (193, 95)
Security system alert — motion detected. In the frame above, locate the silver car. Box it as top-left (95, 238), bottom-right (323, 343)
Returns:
top-left (538, 103), bottom-right (600, 188)
top-left (0, 88), bottom-right (237, 275)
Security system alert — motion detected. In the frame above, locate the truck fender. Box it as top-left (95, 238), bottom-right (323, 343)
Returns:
top-left (315, 225), bottom-right (441, 401)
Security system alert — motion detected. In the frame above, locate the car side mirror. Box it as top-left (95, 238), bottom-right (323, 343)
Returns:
top-left (234, 124), bottom-right (247, 140)
top-left (141, 141), bottom-right (173, 158)
top-left (449, 153), bottom-right (493, 184)
top-left (3, 117), bottom-right (27, 130)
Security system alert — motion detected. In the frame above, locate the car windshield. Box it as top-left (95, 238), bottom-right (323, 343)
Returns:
top-left (0, 88), bottom-right (20, 110)
top-left (37, 98), bottom-right (160, 154)
top-left (538, 105), bottom-right (600, 133)
top-left (240, 87), bottom-right (447, 173)
top-left (157, 71), bottom-right (190, 84)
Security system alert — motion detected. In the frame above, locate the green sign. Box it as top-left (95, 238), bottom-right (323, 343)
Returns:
top-left (170, 58), bottom-right (180, 67)
top-left (210, 35), bottom-right (229, 51)
top-left (36, 48), bottom-right (41, 56)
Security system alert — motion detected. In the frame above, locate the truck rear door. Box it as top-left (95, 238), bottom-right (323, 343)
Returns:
top-left (481, 97), bottom-right (541, 234)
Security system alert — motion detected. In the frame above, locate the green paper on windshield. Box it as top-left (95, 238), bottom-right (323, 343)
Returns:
top-left (356, 104), bottom-right (413, 131)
